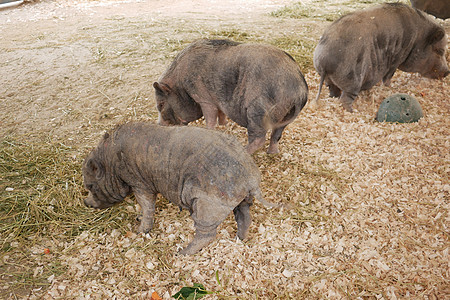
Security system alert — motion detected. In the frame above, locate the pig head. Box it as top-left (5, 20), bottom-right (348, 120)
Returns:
top-left (83, 134), bottom-right (131, 210)
top-left (313, 3), bottom-right (449, 112)
top-left (399, 28), bottom-right (449, 79)
top-left (153, 82), bottom-right (203, 126)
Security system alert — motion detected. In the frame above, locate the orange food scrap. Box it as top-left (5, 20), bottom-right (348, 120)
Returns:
top-left (151, 291), bottom-right (162, 300)
top-left (44, 248), bottom-right (50, 254)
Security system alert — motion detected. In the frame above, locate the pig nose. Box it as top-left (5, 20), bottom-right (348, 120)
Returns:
top-left (444, 70), bottom-right (450, 77)
top-left (158, 119), bottom-right (169, 126)
top-left (84, 198), bottom-right (93, 208)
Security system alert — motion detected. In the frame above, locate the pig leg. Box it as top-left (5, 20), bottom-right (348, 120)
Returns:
top-left (198, 102), bottom-right (219, 128)
top-left (233, 197), bottom-right (253, 240)
top-left (134, 190), bottom-right (156, 233)
top-left (339, 91), bottom-right (357, 113)
top-left (179, 227), bottom-right (217, 255)
top-left (382, 68), bottom-right (396, 86)
top-left (218, 110), bottom-right (228, 126)
top-left (180, 196), bottom-right (232, 255)
top-left (267, 125), bottom-right (287, 154)
top-left (327, 80), bottom-right (342, 98)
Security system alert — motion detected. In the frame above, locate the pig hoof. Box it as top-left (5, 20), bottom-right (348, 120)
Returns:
top-left (178, 233), bottom-right (216, 255)
top-left (342, 104), bottom-right (353, 113)
top-left (218, 119), bottom-right (228, 126)
top-left (236, 232), bottom-right (249, 241)
top-left (178, 247), bottom-right (195, 255)
top-left (308, 100), bottom-right (320, 110)
top-left (136, 215), bottom-right (142, 222)
top-left (138, 229), bottom-right (151, 235)
top-left (178, 243), bottom-right (205, 255)
top-left (246, 138), bottom-right (266, 155)
top-left (137, 224), bottom-right (152, 234)
top-left (267, 146), bottom-right (279, 154)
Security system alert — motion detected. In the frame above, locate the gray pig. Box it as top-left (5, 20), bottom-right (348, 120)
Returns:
top-left (411, 0), bottom-right (450, 19)
top-left (82, 123), bottom-right (274, 255)
top-left (313, 3), bottom-right (449, 112)
top-left (153, 39), bottom-right (308, 154)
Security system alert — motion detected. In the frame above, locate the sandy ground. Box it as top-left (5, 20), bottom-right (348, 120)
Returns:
top-left (1, 0), bottom-right (299, 144)
top-left (0, 0), bottom-right (449, 299)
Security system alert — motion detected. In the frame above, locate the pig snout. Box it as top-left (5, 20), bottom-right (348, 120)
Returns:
top-left (157, 115), bottom-right (188, 126)
top-left (424, 64), bottom-right (450, 79)
top-left (179, 118), bottom-right (189, 126)
top-left (84, 192), bottom-right (99, 208)
top-left (157, 118), bottom-right (170, 126)
top-left (84, 196), bottom-right (96, 208)
top-left (83, 192), bottom-right (106, 209)
top-left (157, 111), bottom-right (169, 126)
top-left (438, 60), bottom-right (450, 78)
top-left (435, 67), bottom-right (450, 79)
top-left (84, 198), bottom-right (94, 208)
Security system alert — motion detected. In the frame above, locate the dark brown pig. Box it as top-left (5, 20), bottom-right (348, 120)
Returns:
top-left (82, 122), bottom-right (275, 255)
top-left (411, 0), bottom-right (450, 19)
top-left (313, 3), bottom-right (449, 112)
top-left (153, 39), bottom-right (308, 154)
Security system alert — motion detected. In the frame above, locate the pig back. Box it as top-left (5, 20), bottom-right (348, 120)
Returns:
top-left (166, 126), bottom-right (261, 205)
top-left (162, 40), bottom-right (307, 128)
top-left (212, 43), bottom-right (308, 126)
top-left (314, 3), bottom-right (429, 90)
top-left (115, 123), bottom-right (260, 207)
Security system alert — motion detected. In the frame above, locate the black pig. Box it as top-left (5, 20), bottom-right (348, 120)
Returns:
top-left (154, 39), bottom-right (308, 154)
top-left (83, 123), bottom-right (275, 255)
top-left (313, 3), bottom-right (449, 112)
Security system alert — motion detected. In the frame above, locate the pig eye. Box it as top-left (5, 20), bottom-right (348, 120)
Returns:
top-left (435, 48), bottom-right (445, 56)
top-left (86, 184), bottom-right (93, 190)
top-left (157, 102), bottom-right (165, 111)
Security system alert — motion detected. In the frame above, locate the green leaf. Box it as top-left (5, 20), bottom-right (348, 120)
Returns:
top-left (215, 270), bottom-right (221, 287)
top-left (172, 283), bottom-right (213, 300)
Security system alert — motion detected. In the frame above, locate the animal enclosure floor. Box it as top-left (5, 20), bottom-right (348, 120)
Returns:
top-left (0, 0), bottom-right (449, 299)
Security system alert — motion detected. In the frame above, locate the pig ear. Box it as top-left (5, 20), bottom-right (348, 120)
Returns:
top-left (426, 27), bottom-right (445, 45)
top-left (87, 158), bottom-right (105, 180)
top-left (153, 82), bottom-right (171, 95)
top-left (103, 132), bottom-right (110, 140)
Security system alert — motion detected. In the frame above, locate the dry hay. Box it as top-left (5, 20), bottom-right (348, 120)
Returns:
top-left (1, 0), bottom-right (449, 299)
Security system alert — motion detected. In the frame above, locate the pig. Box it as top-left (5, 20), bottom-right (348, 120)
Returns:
top-left (313, 3), bottom-right (449, 112)
top-left (410, 0), bottom-right (450, 20)
top-left (82, 122), bottom-right (275, 255)
top-left (153, 39), bottom-right (308, 154)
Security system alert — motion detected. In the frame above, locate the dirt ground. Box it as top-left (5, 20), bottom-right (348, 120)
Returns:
top-left (0, 0), bottom-right (449, 299)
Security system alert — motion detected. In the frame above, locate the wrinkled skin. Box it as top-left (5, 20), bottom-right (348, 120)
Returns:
top-left (154, 39), bottom-right (308, 154)
top-left (411, 0), bottom-right (450, 20)
top-left (82, 123), bottom-right (273, 255)
top-left (313, 3), bottom-right (449, 112)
